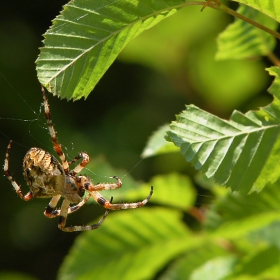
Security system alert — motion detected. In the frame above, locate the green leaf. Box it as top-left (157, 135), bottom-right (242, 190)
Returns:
top-left (248, 67), bottom-right (280, 190)
top-left (166, 92), bottom-right (280, 194)
top-left (36, 0), bottom-right (196, 100)
top-left (216, 4), bottom-right (278, 60)
top-left (166, 68), bottom-right (280, 193)
top-left (190, 256), bottom-right (237, 280)
top-left (58, 208), bottom-right (191, 280)
top-left (141, 124), bottom-right (179, 158)
top-left (232, 246), bottom-right (280, 278)
top-left (205, 180), bottom-right (280, 239)
top-left (249, 221), bottom-right (280, 249)
top-left (267, 66), bottom-right (280, 99)
top-left (127, 173), bottom-right (197, 210)
top-left (205, 181), bottom-right (280, 230)
top-left (160, 244), bottom-right (230, 280)
top-left (213, 211), bottom-right (280, 240)
top-left (234, 0), bottom-right (280, 23)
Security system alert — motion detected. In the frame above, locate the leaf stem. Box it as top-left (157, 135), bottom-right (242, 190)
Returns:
top-left (197, 0), bottom-right (280, 40)
top-left (185, 1), bottom-right (280, 65)
top-left (267, 52), bottom-right (280, 66)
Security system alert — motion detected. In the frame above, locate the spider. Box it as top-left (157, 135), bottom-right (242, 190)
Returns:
top-left (4, 86), bottom-right (153, 232)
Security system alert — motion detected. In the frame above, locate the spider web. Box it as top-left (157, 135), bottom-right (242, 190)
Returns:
top-left (0, 72), bottom-right (194, 204)
top-left (0, 73), bottom-right (42, 149)
top-left (0, 72), bottom-right (147, 186)
top-left (1, 74), bottom-right (277, 213)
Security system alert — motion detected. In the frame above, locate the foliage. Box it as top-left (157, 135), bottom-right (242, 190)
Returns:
top-left (36, 0), bottom-right (188, 100)
top-left (216, 4), bottom-right (278, 60)
top-left (58, 173), bottom-right (280, 280)
top-left (34, 0), bottom-right (280, 279)
top-left (166, 93), bottom-right (280, 194)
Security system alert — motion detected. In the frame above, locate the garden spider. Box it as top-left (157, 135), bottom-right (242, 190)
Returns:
top-left (4, 86), bottom-right (153, 232)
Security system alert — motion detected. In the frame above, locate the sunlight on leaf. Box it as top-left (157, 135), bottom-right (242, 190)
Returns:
top-left (267, 67), bottom-right (280, 99)
top-left (190, 256), bottom-right (236, 280)
top-left (231, 246), bottom-right (280, 278)
top-left (204, 180), bottom-right (280, 247)
top-left (216, 4), bottom-right (278, 60)
top-left (36, 0), bottom-right (198, 100)
top-left (58, 208), bottom-right (192, 280)
top-left (234, 0), bottom-right (280, 23)
top-left (125, 173), bottom-right (197, 210)
top-left (142, 124), bottom-right (179, 158)
top-left (159, 243), bottom-right (230, 280)
top-left (166, 96), bottom-right (280, 194)
top-left (166, 67), bottom-right (280, 193)
top-left (205, 181), bottom-right (280, 230)
top-left (249, 221), bottom-right (280, 248)
top-left (252, 67), bottom-right (280, 190)
top-left (213, 212), bottom-right (280, 240)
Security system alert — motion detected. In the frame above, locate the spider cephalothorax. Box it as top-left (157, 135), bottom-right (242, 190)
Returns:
top-left (4, 86), bottom-right (153, 232)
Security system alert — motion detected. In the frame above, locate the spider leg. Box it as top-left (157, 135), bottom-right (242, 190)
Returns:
top-left (4, 141), bottom-right (33, 201)
top-left (85, 176), bottom-right (122, 191)
top-left (41, 86), bottom-right (69, 173)
top-left (68, 152), bottom-right (90, 175)
top-left (58, 197), bottom-right (113, 232)
top-left (44, 194), bottom-right (61, 218)
top-left (44, 194), bottom-right (91, 218)
top-left (87, 186), bottom-right (153, 210)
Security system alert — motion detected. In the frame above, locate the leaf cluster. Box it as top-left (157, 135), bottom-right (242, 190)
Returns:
top-left (34, 0), bottom-right (280, 279)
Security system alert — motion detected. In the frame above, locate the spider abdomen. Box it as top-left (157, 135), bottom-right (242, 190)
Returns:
top-left (63, 176), bottom-right (85, 203)
top-left (23, 148), bottom-right (65, 198)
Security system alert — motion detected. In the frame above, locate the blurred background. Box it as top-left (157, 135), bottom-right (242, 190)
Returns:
top-left (0, 1), bottom-right (278, 279)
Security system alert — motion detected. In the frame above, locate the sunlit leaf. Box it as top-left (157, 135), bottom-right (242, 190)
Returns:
top-left (216, 4), bottom-right (278, 60)
top-left (166, 67), bottom-right (280, 194)
top-left (190, 256), bottom-right (237, 280)
top-left (213, 211), bottom-right (280, 240)
top-left (234, 0), bottom-right (280, 22)
top-left (36, 0), bottom-right (198, 100)
top-left (250, 67), bottom-right (280, 190)
top-left (267, 67), bottom-right (280, 98)
top-left (124, 173), bottom-right (197, 210)
top-left (249, 221), bottom-right (280, 249)
top-left (206, 183), bottom-right (280, 240)
top-left (205, 181), bottom-right (280, 230)
top-left (166, 97), bottom-right (280, 194)
top-left (58, 208), bottom-right (192, 280)
top-left (142, 124), bottom-right (179, 158)
top-left (231, 246), bottom-right (280, 278)
top-left (159, 244), bottom-right (230, 280)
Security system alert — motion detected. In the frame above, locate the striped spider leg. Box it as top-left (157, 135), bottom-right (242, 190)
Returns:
top-left (3, 86), bottom-right (153, 232)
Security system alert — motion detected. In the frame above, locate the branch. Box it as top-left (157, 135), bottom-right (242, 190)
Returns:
top-left (200, 0), bottom-right (280, 40)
